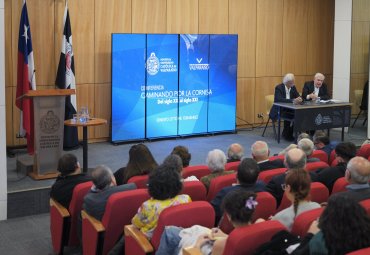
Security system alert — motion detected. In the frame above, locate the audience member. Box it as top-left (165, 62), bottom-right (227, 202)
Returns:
top-left (156, 190), bottom-right (258, 255)
top-left (269, 169), bottom-right (320, 230)
top-left (201, 149), bottom-right (234, 190)
top-left (312, 131), bottom-right (336, 158)
top-left (266, 148), bottom-right (309, 207)
top-left (211, 158), bottom-right (266, 223)
top-left (277, 133), bottom-right (310, 156)
top-left (132, 165), bottom-right (191, 239)
top-left (269, 73), bottom-right (303, 141)
top-left (50, 154), bottom-right (91, 208)
top-left (302, 73), bottom-right (330, 101)
top-left (339, 156), bottom-right (370, 202)
top-left (293, 194), bottom-right (370, 255)
top-left (83, 165), bottom-right (136, 221)
top-left (251, 141), bottom-right (284, 171)
top-left (171, 145), bottom-right (191, 168)
top-left (297, 138), bottom-right (320, 163)
top-left (163, 154), bottom-right (198, 181)
top-left (226, 143), bottom-right (244, 162)
top-left (315, 142), bottom-right (357, 193)
top-left (114, 143), bottom-right (158, 185)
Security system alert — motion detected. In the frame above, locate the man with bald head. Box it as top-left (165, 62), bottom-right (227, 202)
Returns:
top-left (226, 143), bottom-right (244, 163)
top-left (302, 73), bottom-right (330, 101)
top-left (265, 148), bottom-right (315, 207)
top-left (251, 141), bottom-right (284, 171)
top-left (339, 156), bottom-right (370, 202)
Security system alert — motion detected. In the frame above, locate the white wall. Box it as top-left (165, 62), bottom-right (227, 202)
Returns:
top-left (0, 0), bottom-right (7, 220)
top-left (333, 0), bottom-right (352, 102)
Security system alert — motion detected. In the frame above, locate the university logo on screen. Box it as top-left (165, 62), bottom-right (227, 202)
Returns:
top-left (189, 57), bottom-right (209, 71)
top-left (146, 52), bottom-right (177, 75)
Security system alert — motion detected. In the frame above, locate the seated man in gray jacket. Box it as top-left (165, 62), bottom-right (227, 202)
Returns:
top-left (83, 165), bottom-right (136, 220)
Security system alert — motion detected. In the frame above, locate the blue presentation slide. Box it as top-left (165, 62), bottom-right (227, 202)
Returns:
top-left (146, 34), bottom-right (179, 138)
top-left (111, 34), bottom-right (146, 141)
top-left (178, 34), bottom-right (209, 135)
top-left (208, 35), bottom-right (238, 132)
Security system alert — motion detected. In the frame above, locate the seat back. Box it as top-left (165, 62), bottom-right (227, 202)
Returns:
top-left (305, 161), bottom-right (329, 172)
top-left (265, 95), bottom-right (274, 115)
top-left (360, 199), bottom-right (370, 216)
top-left (225, 161), bottom-right (240, 171)
top-left (100, 189), bottom-right (150, 255)
top-left (291, 207), bottom-right (324, 237)
top-left (222, 220), bottom-right (286, 255)
top-left (127, 175), bottom-right (149, 189)
top-left (258, 168), bottom-right (286, 184)
top-left (331, 177), bottom-right (349, 195)
top-left (347, 247), bottom-right (370, 255)
top-left (268, 155), bottom-right (285, 162)
top-left (182, 165), bottom-right (210, 179)
top-left (357, 144), bottom-right (370, 159)
top-left (181, 181), bottom-right (207, 201)
top-left (329, 150), bottom-right (336, 165)
top-left (310, 150), bottom-right (329, 163)
top-left (331, 158), bottom-right (339, 167)
top-left (50, 198), bottom-right (70, 254)
top-left (68, 181), bottom-right (93, 246)
top-left (277, 182), bottom-right (328, 212)
top-left (206, 173), bottom-right (237, 201)
top-left (151, 201), bottom-right (215, 250)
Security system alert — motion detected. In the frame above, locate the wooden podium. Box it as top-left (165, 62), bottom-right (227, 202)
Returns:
top-left (25, 89), bottom-right (75, 180)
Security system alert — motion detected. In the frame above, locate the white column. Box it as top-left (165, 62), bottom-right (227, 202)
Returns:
top-left (333, 0), bottom-right (352, 102)
top-left (0, 0), bottom-right (7, 220)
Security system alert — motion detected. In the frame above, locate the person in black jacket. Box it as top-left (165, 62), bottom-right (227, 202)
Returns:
top-left (251, 141), bottom-right (284, 171)
top-left (302, 73), bottom-right (330, 101)
top-left (269, 73), bottom-right (302, 141)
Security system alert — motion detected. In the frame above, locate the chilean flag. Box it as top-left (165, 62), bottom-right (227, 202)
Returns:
top-left (15, 0), bottom-right (36, 155)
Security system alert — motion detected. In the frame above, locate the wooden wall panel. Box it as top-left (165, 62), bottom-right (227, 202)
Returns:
top-left (350, 73), bottom-right (368, 114)
top-left (236, 78), bottom-right (255, 126)
top-left (4, 0), bottom-right (12, 87)
top-left (54, 0), bottom-right (65, 74)
top-left (69, 0), bottom-right (95, 84)
top-left (307, 0), bottom-right (334, 75)
top-left (350, 21), bottom-right (370, 74)
top-left (229, 0), bottom-right (256, 78)
top-left (352, 0), bottom-right (370, 22)
top-left (93, 83), bottom-right (111, 138)
top-left (282, 0), bottom-right (308, 75)
top-left (167, 0), bottom-right (198, 33)
top-left (95, 0), bottom-right (131, 84)
top-left (76, 84), bottom-right (95, 139)
top-left (199, 0), bottom-right (228, 34)
top-left (256, 0), bottom-right (283, 77)
top-left (132, 0), bottom-right (166, 33)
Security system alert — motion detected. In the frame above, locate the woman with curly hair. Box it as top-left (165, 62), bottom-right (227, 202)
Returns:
top-left (132, 164), bottom-right (191, 239)
top-left (292, 194), bottom-right (370, 255)
top-left (270, 168), bottom-right (320, 230)
top-left (114, 143), bottom-right (158, 185)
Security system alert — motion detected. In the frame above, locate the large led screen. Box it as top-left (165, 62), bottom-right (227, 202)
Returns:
top-left (111, 34), bottom-right (237, 143)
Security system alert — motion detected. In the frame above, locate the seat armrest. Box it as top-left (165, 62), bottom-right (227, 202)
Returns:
top-left (124, 225), bottom-right (154, 253)
top-left (183, 247), bottom-right (203, 255)
top-left (50, 198), bottom-right (70, 218)
top-left (81, 210), bottom-right (105, 232)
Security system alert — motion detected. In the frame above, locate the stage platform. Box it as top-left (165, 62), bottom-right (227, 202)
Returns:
top-left (6, 125), bottom-right (368, 218)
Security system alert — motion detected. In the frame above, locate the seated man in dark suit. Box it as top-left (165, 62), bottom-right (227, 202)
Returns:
top-left (266, 148), bottom-right (316, 207)
top-left (302, 73), bottom-right (330, 101)
top-left (211, 158), bottom-right (265, 224)
top-left (50, 154), bottom-right (91, 208)
top-left (83, 165), bottom-right (136, 221)
top-left (339, 156), bottom-right (370, 202)
top-left (251, 141), bottom-right (284, 171)
top-left (314, 142), bottom-right (357, 193)
top-left (269, 73), bottom-right (302, 141)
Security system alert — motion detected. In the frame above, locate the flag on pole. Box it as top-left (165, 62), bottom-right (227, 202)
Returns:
top-left (15, 0), bottom-right (36, 155)
top-left (55, 2), bottom-right (79, 150)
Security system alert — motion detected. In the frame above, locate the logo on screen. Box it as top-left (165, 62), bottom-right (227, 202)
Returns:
top-left (146, 52), bottom-right (159, 75)
top-left (189, 57), bottom-right (209, 71)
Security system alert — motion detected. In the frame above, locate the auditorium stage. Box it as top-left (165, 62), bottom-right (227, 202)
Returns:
top-left (6, 125), bottom-right (368, 218)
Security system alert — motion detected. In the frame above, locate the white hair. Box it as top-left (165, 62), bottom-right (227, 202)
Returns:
top-left (314, 73), bottom-right (325, 80)
top-left (297, 138), bottom-right (314, 157)
top-left (283, 73), bottom-right (295, 85)
top-left (206, 149), bottom-right (227, 172)
top-left (251, 141), bottom-right (269, 157)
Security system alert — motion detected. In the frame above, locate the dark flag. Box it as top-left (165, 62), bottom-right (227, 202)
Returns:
top-left (15, 0), bottom-right (36, 154)
top-left (55, 2), bottom-right (79, 150)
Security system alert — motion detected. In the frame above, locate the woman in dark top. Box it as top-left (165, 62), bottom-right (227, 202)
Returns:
top-left (114, 144), bottom-right (158, 185)
top-left (50, 154), bottom-right (91, 208)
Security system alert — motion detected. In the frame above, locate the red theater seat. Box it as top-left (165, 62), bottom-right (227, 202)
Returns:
top-left (225, 161), bottom-right (240, 171)
top-left (127, 175), bottom-right (149, 189)
top-left (310, 150), bottom-right (329, 163)
top-left (305, 161), bottom-right (329, 172)
top-left (258, 168), bottom-right (286, 184)
top-left (357, 144), bottom-right (370, 158)
top-left (291, 207), bottom-right (324, 237)
top-left (206, 173), bottom-right (237, 201)
top-left (331, 177), bottom-right (349, 195)
top-left (346, 247), bottom-right (370, 255)
top-left (181, 181), bottom-right (207, 201)
top-left (360, 199), bottom-right (370, 216)
top-left (182, 165), bottom-right (210, 180)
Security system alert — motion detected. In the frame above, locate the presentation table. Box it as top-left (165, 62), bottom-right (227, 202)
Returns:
top-left (273, 101), bottom-right (352, 143)
top-left (64, 118), bottom-right (107, 172)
